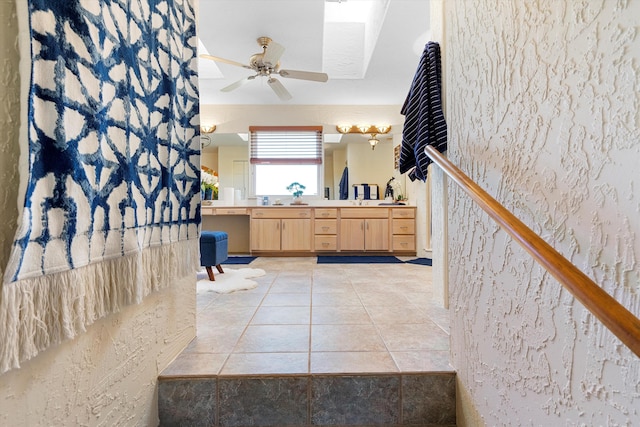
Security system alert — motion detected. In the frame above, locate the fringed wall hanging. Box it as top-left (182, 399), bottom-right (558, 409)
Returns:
top-left (0, 0), bottom-right (200, 373)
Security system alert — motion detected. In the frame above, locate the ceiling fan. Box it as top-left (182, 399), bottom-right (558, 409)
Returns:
top-left (200, 36), bottom-right (328, 101)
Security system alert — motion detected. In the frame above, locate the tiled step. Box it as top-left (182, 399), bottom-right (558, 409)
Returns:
top-left (158, 372), bottom-right (456, 426)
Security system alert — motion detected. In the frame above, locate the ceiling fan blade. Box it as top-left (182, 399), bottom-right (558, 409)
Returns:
top-left (262, 40), bottom-right (285, 68)
top-left (221, 76), bottom-right (255, 92)
top-left (199, 54), bottom-right (252, 69)
top-left (267, 77), bottom-right (292, 101)
top-left (278, 69), bottom-right (328, 82)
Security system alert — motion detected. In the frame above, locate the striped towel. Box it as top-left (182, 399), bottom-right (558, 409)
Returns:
top-left (399, 41), bottom-right (447, 181)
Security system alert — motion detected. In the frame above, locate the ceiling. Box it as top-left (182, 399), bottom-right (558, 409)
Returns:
top-left (197, 0), bottom-right (431, 106)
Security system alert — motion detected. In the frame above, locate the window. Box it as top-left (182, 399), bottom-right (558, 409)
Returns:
top-left (249, 126), bottom-right (323, 197)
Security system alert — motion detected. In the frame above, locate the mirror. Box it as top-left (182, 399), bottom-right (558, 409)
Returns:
top-left (201, 133), bottom-right (402, 200)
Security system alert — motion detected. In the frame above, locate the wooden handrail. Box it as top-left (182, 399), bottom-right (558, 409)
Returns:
top-left (425, 145), bottom-right (640, 357)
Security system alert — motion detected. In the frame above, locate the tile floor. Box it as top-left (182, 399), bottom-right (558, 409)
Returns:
top-left (161, 257), bottom-right (452, 377)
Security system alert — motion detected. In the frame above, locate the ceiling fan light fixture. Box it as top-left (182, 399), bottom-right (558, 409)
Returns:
top-left (202, 36), bottom-right (328, 101)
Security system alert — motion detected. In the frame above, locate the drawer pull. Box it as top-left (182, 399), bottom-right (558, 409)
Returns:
top-left (321, 213), bottom-right (329, 217)
top-left (322, 243), bottom-right (329, 247)
top-left (322, 226), bottom-right (329, 231)
top-left (400, 226), bottom-right (408, 230)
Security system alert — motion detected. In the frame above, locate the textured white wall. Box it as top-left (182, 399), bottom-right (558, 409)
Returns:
top-left (0, 0), bottom-right (20, 272)
top-left (0, 2), bottom-right (196, 425)
top-left (445, 1), bottom-right (640, 425)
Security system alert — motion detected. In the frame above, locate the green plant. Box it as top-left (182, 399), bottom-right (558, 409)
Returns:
top-left (286, 182), bottom-right (306, 198)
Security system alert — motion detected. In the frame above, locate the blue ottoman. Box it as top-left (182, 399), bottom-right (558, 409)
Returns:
top-left (200, 231), bottom-right (228, 281)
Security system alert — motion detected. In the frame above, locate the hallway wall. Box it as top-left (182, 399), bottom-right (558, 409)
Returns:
top-left (0, 1), bottom-right (196, 425)
top-left (445, 1), bottom-right (640, 425)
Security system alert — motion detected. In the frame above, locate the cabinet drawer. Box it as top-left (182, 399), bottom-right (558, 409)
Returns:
top-left (252, 208), bottom-right (311, 219)
top-left (315, 236), bottom-right (337, 251)
top-left (214, 208), bottom-right (247, 215)
top-left (315, 208), bottom-right (337, 219)
top-left (315, 219), bottom-right (337, 234)
top-left (392, 219), bottom-right (415, 235)
top-left (201, 207), bottom-right (215, 216)
top-left (393, 235), bottom-right (416, 251)
top-left (340, 207), bottom-right (389, 219)
top-left (392, 208), bottom-right (415, 219)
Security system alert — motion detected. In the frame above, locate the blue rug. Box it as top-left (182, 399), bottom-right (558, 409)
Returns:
top-left (224, 256), bottom-right (256, 265)
top-left (405, 258), bottom-right (433, 266)
top-left (317, 256), bottom-right (403, 264)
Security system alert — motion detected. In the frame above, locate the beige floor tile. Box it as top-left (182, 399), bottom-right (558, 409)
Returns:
top-left (160, 352), bottom-right (228, 377)
top-left (186, 326), bottom-right (246, 354)
top-left (366, 304), bottom-right (429, 324)
top-left (311, 324), bottom-right (386, 352)
top-left (311, 305), bottom-right (372, 324)
top-left (235, 324), bottom-right (310, 353)
top-left (357, 291), bottom-right (414, 307)
top-left (311, 291), bottom-right (363, 306)
top-left (376, 322), bottom-right (450, 351)
top-left (176, 256), bottom-right (451, 376)
top-left (261, 292), bottom-right (311, 306)
top-left (268, 281), bottom-right (312, 294)
top-left (207, 292), bottom-right (266, 308)
top-left (198, 305), bottom-right (257, 327)
top-left (310, 351), bottom-right (399, 374)
top-left (251, 306), bottom-right (311, 325)
top-left (221, 352), bottom-right (309, 375)
top-left (391, 350), bottom-right (454, 372)
top-left (311, 280), bottom-right (355, 293)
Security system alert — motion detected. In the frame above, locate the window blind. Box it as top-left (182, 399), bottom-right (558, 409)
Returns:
top-left (249, 126), bottom-right (323, 165)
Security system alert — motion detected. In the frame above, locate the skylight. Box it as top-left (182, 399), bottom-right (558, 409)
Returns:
top-left (323, 0), bottom-right (390, 79)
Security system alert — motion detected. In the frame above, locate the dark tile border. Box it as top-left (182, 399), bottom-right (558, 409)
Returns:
top-left (158, 372), bottom-right (456, 426)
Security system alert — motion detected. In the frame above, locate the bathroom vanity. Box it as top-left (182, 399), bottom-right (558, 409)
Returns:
top-left (201, 204), bottom-right (416, 256)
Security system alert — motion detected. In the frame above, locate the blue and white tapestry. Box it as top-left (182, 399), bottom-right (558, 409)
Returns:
top-left (0, 0), bottom-right (200, 373)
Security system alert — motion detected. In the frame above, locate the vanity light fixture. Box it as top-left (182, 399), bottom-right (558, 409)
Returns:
top-left (368, 134), bottom-right (380, 150)
top-left (200, 124), bottom-right (217, 134)
top-left (336, 124), bottom-right (391, 135)
top-left (335, 124), bottom-right (391, 150)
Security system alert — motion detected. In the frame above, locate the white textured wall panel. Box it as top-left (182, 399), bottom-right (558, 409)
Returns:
top-left (445, 1), bottom-right (640, 425)
top-left (0, 0), bottom-right (20, 271)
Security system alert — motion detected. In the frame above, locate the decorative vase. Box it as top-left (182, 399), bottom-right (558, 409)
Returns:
top-left (204, 188), bottom-right (213, 200)
top-left (292, 196), bottom-right (304, 205)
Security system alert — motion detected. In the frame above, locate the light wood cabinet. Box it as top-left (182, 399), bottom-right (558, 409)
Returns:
top-left (314, 218), bottom-right (338, 251)
top-left (281, 218), bottom-right (312, 251)
top-left (339, 215), bottom-right (390, 252)
top-left (250, 208), bottom-right (312, 252)
top-left (391, 208), bottom-right (416, 252)
top-left (242, 206), bottom-right (414, 255)
top-left (250, 218), bottom-right (281, 251)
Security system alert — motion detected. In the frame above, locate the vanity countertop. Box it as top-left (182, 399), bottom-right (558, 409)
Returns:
top-left (202, 200), bottom-right (413, 208)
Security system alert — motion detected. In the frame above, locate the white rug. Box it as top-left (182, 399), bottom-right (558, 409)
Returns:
top-left (196, 268), bottom-right (266, 294)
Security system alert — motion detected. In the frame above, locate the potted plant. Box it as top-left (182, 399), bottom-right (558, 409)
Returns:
top-left (286, 182), bottom-right (306, 204)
